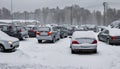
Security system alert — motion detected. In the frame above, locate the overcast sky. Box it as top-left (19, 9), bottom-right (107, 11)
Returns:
top-left (0, 0), bottom-right (120, 12)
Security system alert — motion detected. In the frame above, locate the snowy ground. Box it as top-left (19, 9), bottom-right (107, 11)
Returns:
top-left (0, 34), bottom-right (120, 69)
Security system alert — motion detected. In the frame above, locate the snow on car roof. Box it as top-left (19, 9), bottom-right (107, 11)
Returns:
top-left (72, 31), bottom-right (95, 39)
top-left (108, 28), bottom-right (120, 36)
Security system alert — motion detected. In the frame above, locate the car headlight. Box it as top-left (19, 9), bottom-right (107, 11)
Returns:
top-left (8, 41), bottom-right (13, 45)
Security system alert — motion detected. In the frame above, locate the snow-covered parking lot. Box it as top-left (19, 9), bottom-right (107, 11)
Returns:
top-left (0, 36), bottom-right (120, 69)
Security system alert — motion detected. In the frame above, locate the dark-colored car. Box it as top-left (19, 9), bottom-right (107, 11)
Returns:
top-left (98, 28), bottom-right (120, 45)
top-left (56, 26), bottom-right (68, 38)
top-left (26, 25), bottom-right (38, 37)
top-left (67, 26), bottom-right (75, 36)
top-left (0, 24), bottom-right (29, 40)
top-left (84, 25), bottom-right (98, 32)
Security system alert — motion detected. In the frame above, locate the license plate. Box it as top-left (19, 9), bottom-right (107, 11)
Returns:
top-left (40, 32), bottom-right (48, 35)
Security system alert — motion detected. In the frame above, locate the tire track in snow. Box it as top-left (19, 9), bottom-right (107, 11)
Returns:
top-left (98, 41), bottom-right (120, 69)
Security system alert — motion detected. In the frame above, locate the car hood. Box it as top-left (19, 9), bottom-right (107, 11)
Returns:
top-left (0, 31), bottom-right (19, 42)
top-left (2, 36), bottom-right (19, 42)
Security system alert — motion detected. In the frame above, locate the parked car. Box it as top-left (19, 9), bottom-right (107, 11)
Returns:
top-left (0, 24), bottom-right (29, 40)
top-left (56, 26), bottom-right (68, 38)
top-left (70, 31), bottom-right (97, 53)
top-left (98, 28), bottom-right (120, 45)
top-left (26, 25), bottom-right (38, 37)
top-left (108, 20), bottom-right (120, 28)
top-left (75, 25), bottom-right (88, 31)
top-left (0, 30), bottom-right (19, 52)
top-left (36, 26), bottom-right (60, 43)
top-left (67, 26), bottom-right (75, 36)
top-left (97, 26), bottom-right (107, 32)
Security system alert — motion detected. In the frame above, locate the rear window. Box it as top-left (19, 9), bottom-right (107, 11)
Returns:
top-left (75, 38), bottom-right (94, 43)
top-left (39, 27), bottom-right (50, 31)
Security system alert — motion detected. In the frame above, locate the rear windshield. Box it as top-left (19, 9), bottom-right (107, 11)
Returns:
top-left (75, 38), bottom-right (94, 43)
top-left (39, 27), bottom-right (50, 31)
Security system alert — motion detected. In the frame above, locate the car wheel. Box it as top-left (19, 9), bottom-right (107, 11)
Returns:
top-left (65, 34), bottom-right (68, 38)
top-left (0, 45), bottom-right (4, 52)
top-left (93, 49), bottom-right (97, 53)
top-left (70, 45), bottom-right (72, 48)
top-left (38, 40), bottom-right (42, 43)
top-left (20, 36), bottom-right (25, 40)
top-left (61, 35), bottom-right (64, 38)
top-left (71, 49), bottom-right (75, 54)
top-left (52, 38), bottom-right (56, 43)
top-left (107, 39), bottom-right (111, 45)
top-left (58, 37), bottom-right (60, 40)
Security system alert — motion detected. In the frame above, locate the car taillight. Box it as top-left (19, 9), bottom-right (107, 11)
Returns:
top-left (36, 32), bottom-right (40, 35)
top-left (72, 40), bottom-right (79, 44)
top-left (92, 40), bottom-right (97, 44)
top-left (48, 32), bottom-right (52, 35)
top-left (111, 36), bottom-right (116, 40)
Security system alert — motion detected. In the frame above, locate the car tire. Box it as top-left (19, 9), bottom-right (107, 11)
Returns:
top-left (65, 34), bottom-right (68, 38)
top-left (58, 37), bottom-right (60, 40)
top-left (61, 35), bottom-right (64, 38)
top-left (38, 40), bottom-right (42, 43)
top-left (93, 49), bottom-right (97, 53)
top-left (20, 36), bottom-right (25, 40)
top-left (70, 45), bottom-right (72, 48)
top-left (52, 38), bottom-right (56, 43)
top-left (107, 39), bottom-right (111, 45)
top-left (0, 45), bottom-right (4, 52)
top-left (71, 49), bottom-right (75, 54)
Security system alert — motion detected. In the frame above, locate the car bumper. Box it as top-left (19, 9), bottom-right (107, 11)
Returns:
top-left (110, 40), bottom-right (120, 44)
top-left (36, 36), bottom-right (52, 40)
top-left (71, 44), bottom-right (97, 50)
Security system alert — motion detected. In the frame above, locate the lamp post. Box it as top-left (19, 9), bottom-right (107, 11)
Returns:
top-left (11, 0), bottom-right (13, 23)
top-left (103, 2), bottom-right (108, 26)
top-left (70, 6), bottom-right (73, 25)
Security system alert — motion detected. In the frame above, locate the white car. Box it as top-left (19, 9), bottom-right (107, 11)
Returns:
top-left (70, 31), bottom-right (97, 53)
top-left (0, 31), bottom-right (19, 52)
top-left (36, 26), bottom-right (60, 43)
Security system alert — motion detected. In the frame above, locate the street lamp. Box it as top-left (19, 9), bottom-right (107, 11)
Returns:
top-left (11, 0), bottom-right (13, 23)
top-left (11, 0), bottom-right (13, 18)
top-left (103, 2), bottom-right (108, 26)
top-left (70, 6), bottom-right (73, 25)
